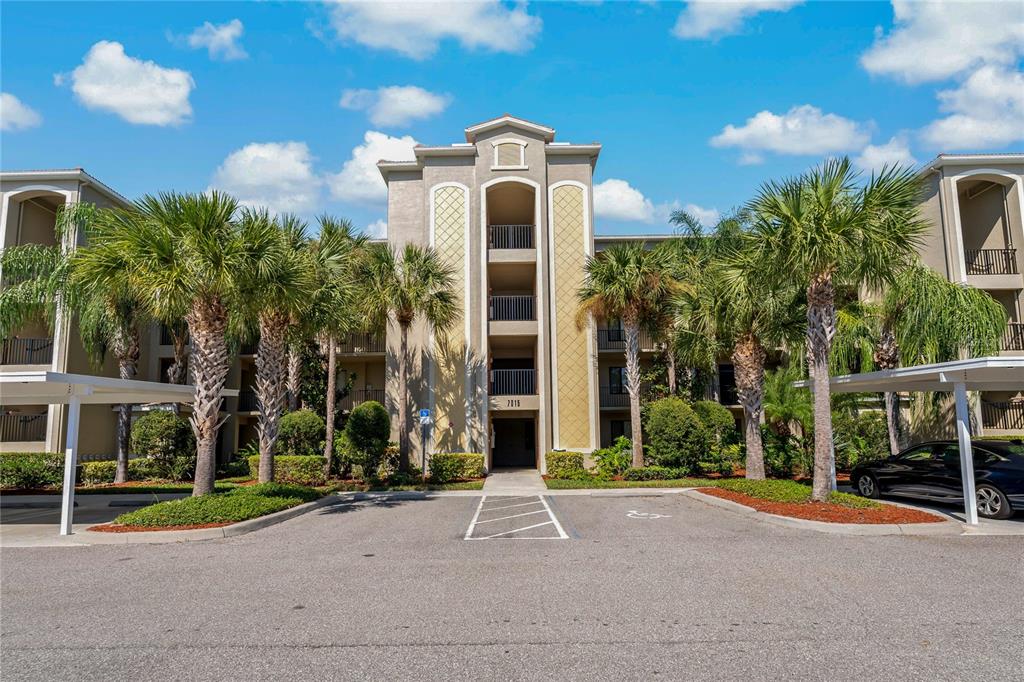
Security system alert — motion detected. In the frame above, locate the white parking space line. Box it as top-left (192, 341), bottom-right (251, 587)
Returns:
top-left (464, 495), bottom-right (568, 540)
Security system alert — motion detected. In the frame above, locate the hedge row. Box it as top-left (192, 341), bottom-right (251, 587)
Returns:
top-left (0, 452), bottom-right (64, 489)
top-left (247, 455), bottom-right (326, 486)
top-left (546, 451), bottom-right (586, 479)
top-left (112, 483), bottom-right (323, 528)
top-left (429, 453), bottom-right (484, 483)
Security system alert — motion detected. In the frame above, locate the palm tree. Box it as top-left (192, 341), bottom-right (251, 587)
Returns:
top-left (763, 362), bottom-right (813, 442)
top-left (108, 191), bottom-right (255, 496)
top-left (749, 159), bottom-right (926, 500)
top-left (670, 214), bottom-right (803, 479)
top-left (360, 243), bottom-right (457, 472)
top-left (308, 216), bottom-right (366, 477)
top-left (237, 209), bottom-right (314, 483)
top-left (577, 242), bottom-right (681, 468)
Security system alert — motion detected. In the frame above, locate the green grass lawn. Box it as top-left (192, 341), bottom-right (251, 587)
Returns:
top-left (110, 483), bottom-right (323, 528)
top-left (545, 476), bottom-right (879, 509)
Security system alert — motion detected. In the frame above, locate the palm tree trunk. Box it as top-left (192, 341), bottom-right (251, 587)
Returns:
top-left (187, 298), bottom-right (230, 497)
top-left (287, 344), bottom-right (301, 412)
top-left (167, 327), bottom-right (189, 385)
top-left (624, 319), bottom-right (644, 468)
top-left (734, 333), bottom-right (766, 480)
top-left (113, 328), bottom-right (140, 484)
top-left (323, 337), bottom-right (337, 478)
top-left (873, 323), bottom-right (901, 456)
top-left (807, 273), bottom-right (837, 501)
top-left (666, 345), bottom-right (677, 395)
top-left (397, 323), bottom-right (411, 472)
top-left (256, 313), bottom-right (288, 483)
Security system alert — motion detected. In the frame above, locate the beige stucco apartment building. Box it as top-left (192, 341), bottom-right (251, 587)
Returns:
top-left (2, 125), bottom-right (1020, 467)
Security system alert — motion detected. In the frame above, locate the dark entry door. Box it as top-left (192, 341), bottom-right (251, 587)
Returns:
top-left (492, 419), bottom-right (536, 468)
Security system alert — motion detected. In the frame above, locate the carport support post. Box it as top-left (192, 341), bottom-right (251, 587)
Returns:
top-left (953, 382), bottom-right (979, 525)
top-left (59, 395), bottom-right (81, 536)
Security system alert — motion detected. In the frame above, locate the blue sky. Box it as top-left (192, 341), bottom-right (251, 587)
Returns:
top-left (2, 1), bottom-right (1022, 236)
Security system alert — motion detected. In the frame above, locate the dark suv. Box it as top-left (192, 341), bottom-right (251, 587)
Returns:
top-left (850, 440), bottom-right (1024, 519)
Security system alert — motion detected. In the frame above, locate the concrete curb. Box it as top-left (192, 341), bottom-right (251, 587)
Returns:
top-left (681, 489), bottom-right (961, 536)
top-left (71, 494), bottom-right (341, 545)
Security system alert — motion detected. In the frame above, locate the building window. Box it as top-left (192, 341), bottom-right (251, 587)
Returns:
top-left (609, 367), bottom-right (627, 394)
top-left (492, 140), bottom-right (526, 169)
top-left (718, 364), bottom-right (737, 405)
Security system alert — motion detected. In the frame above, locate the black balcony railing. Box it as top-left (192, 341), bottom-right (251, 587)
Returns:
top-left (965, 248), bottom-right (1018, 275)
top-left (239, 342), bottom-right (257, 356)
top-left (489, 295), bottom-right (535, 321)
top-left (596, 328), bottom-right (656, 352)
top-left (337, 333), bottom-right (385, 354)
top-left (159, 325), bottom-right (189, 346)
top-left (1002, 323), bottom-right (1024, 352)
top-left (981, 401), bottom-right (1024, 430)
top-left (0, 414), bottom-right (47, 442)
top-left (490, 369), bottom-right (536, 395)
top-left (1, 338), bottom-right (54, 365)
top-left (339, 388), bottom-right (386, 411)
top-left (488, 224), bottom-right (534, 250)
top-left (238, 390), bottom-right (258, 411)
top-left (599, 383), bottom-right (653, 408)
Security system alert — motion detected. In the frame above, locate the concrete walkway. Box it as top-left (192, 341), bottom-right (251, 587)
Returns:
top-left (482, 468), bottom-right (546, 495)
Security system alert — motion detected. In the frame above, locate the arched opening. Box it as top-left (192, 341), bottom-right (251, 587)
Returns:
top-left (955, 174), bottom-right (1018, 276)
top-left (486, 182), bottom-right (535, 249)
top-left (3, 190), bottom-right (67, 249)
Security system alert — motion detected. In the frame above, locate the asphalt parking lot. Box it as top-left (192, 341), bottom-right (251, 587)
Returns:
top-left (2, 493), bottom-right (1023, 681)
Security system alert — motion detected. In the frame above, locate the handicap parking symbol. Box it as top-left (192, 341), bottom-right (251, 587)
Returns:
top-left (627, 510), bottom-right (671, 519)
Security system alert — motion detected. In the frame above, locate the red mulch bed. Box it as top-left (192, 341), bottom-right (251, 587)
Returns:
top-left (88, 521), bottom-right (232, 533)
top-left (698, 487), bottom-right (943, 524)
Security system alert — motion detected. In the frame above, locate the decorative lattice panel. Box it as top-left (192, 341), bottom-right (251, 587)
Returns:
top-left (496, 143), bottom-right (521, 167)
top-left (431, 186), bottom-right (467, 452)
top-left (551, 184), bottom-right (592, 450)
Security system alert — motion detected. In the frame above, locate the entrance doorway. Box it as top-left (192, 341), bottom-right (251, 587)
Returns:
top-left (492, 418), bottom-right (536, 468)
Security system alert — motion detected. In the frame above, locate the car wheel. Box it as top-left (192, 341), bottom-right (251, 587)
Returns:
top-left (856, 473), bottom-right (880, 499)
top-left (976, 484), bottom-right (1012, 520)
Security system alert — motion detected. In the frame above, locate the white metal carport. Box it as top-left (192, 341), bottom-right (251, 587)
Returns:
top-left (800, 357), bottom-right (1024, 524)
top-left (0, 371), bottom-right (238, 535)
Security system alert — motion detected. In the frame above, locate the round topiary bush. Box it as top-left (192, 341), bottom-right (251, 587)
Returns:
top-left (692, 400), bottom-right (738, 449)
top-left (343, 401), bottom-right (390, 478)
top-left (131, 410), bottom-right (195, 479)
top-left (644, 397), bottom-right (708, 474)
top-left (276, 409), bottom-right (325, 457)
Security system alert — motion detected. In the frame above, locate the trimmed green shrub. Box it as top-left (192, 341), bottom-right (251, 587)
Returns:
top-left (593, 436), bottom-right (633, 477)
top-left (276, 409), bottom-right (325, 457)
top-left (81, 459), bottom-right (155, 485)
top-left (342, 401), bottom-right (390, 477)
top-left (0, 452), bottom-right (64, 489)
top-left (429, 453), bottom-right (485, 483)
top-left (247, 455), bottom-right (326, 486)
top-left (644, 397), bottom-right (708, 473)
top-left (546, 451), bottom-right (586, 479)
top-left (131, 410), bottom-right (195, 478)
top-left (623, 466), bottom-right (688, 481)
top-left (693, 400), bottom-right (738, 449)
top-left (112, 483), bottom-right (322, 528)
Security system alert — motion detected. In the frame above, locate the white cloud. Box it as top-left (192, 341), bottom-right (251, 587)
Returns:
top-left (710, 105), bottom-right (870, 157)
top-left (854, 134), bottom-right (917, 173)
top-left (364, 219), bottom-right (388, 239)
top-left (181, 19), bottom-right (248, 61)
top-left (683, 203), bottom-right (721, 227)
top-left (64, 41), bottom-right (194, 126)
top-left (327, 130), bottom-right (419, 205)
top-left (323, 0), bottom-right (542, 59)
top-left (861, 1), bottom-right (1024, 84)
top-left (673, 0), bottom-right (803, 39)
top-left (594, 178), bottom-right (656, 222)
top-left (340, 85), bottom-right (451, 127)
top-left (921, 65), bottom-right (1024, 149)
top-left (209, 142), bottom-right (321, 215)
top-left (0, 93), bottom-right (42, 132)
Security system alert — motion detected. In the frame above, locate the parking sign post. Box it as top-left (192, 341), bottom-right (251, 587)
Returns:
top-left (419, 409), bottom-right (431, 483)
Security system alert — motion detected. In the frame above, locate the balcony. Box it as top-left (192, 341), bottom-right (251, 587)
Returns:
top-left (240, 342), bottom-right (257, 356)
top-left (1002, 323), bottom-right (1024, 352)
top-left (599, 383), bottom-right (653, 409)
top-left (490, 369), bottom-right (536, 395)
top-left (981, 401), bottom-right (1024, 431)
top-left (489, 295), bottom-right (535, 321)
top-left (596, 328), bottom-right (656, 352)
top-left (0, 413), bottom-right (47, 442)
top-left (238, 389), bottom-right (258, 412)
top-left (489, 224), bottom-right (534, 250)
top-left (965, 249), bottom-right (1018, 276)
top-left (1, 338), bottom-right (54, 365)
top-left (339, 388), bottom-right (386, 411)
top-left (159, 325), bottom-right (189, 346)
top-left (337, 333), bottom-right (385, 354)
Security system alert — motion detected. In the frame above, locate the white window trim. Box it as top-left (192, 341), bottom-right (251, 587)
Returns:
top-left (490, 138), bottom-right (528, 171)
